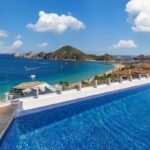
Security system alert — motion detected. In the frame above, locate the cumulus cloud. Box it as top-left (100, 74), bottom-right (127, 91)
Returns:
top-left (126, 0), bottom-right (150, 32)
top-left (0, 40), bottom-right (23, 53)
top-left (11, 40), bottom-right (23, 49)
top-left (112, 40), bottom-right (137, 49)
top-left (26, 11), bottom-right (85, 33)
top-left (38, 42), bottom-right (48, 48)
top-left (0, 30), bottom-right (9, 38)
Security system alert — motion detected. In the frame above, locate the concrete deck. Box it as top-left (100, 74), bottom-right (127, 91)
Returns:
top-left (17, 77), bottom-right (150, 117)
top-left (0, 102), bottom-right (20, 140)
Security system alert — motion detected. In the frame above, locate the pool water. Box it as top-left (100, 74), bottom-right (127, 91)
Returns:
top-left (0, 84), bottom-right (150, 150)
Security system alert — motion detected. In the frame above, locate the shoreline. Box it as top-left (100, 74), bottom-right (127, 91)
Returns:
top-left (80, 63), bottom-right (125, 83)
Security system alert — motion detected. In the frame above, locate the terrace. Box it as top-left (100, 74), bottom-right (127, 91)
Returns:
top-left (0, 101), bottom-right (20, 140)
top-left (0, 71), bottom-right (150, 141)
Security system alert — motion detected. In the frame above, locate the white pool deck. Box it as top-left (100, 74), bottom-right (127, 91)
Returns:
top-left (11, 77), bottom-right (150, 117)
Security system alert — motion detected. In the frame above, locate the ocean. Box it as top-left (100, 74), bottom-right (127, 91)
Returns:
top-left (0, 54), bottom-right (113, 99)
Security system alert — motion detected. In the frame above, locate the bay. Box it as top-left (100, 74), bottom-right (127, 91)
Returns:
top-left (0, 54), bottom-right (113, 99)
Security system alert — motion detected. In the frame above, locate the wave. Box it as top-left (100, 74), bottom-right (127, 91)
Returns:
top-left (24, 67), bottom-right (40, 71)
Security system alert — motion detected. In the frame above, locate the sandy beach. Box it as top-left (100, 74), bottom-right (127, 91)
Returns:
top-left (86, 63), bottom-right (125, 83)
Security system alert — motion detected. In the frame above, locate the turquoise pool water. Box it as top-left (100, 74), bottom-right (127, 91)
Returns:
top-left (0, 84), bottom-right (150, 150)
top-left (0, 54), bottom-right (113, 98)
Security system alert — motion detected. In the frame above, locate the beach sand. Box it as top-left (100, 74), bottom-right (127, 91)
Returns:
top-left (69, 63), bottom-right (125, 88)
top-left (87, 63), bottom-right (125, 82)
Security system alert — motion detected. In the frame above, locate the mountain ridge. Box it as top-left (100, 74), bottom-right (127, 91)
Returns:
top-left (14, 45), bottom-right (118, 61)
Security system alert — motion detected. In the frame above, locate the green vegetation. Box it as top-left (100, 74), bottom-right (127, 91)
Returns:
top-left (15, 45), bottom-right (118, 62)
top-left (94, 73), bottom-right (118, 83)
top-left (96, 54), bottom-right (118, 61)
top-left (59, 81), bottom-right (70, 89)
top-left (45, 45), bottom-right (96, 61)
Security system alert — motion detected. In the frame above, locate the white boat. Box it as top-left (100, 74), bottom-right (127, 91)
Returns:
top-left (30, 74), bottom-right (36, 79)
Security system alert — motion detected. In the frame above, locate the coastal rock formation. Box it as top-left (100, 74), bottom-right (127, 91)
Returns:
top-left (96, 54), bottom-right (117, 62)
top-left (14, 45), bottom-right (118, 61)
top-left (14, 51), bottom-right (38, 59)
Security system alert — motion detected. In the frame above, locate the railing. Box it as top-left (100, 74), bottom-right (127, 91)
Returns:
top-left (0, 73), bottom-right (150, 103)
top-left (64, 73), bottom-right (150, 91)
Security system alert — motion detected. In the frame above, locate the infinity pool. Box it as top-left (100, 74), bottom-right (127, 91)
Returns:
top-left (1, 84), bottom-right (150, 150)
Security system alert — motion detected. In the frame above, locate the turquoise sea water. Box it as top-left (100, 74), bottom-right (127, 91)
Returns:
top-left (0, 54), bottom-right (113, 98)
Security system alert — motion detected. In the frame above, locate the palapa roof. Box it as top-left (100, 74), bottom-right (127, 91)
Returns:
top-left (14, 81), bottom-right (46, 90)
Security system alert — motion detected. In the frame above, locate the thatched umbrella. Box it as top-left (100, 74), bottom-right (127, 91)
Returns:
top-left (14, 81), bottom-right (46, 90)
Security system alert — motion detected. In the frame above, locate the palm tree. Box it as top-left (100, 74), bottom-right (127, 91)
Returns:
top-left (60, 81), bottom-right (70, 89)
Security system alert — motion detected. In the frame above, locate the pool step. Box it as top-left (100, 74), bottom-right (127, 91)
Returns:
top-left (0, 102), bottom-right (21, 141)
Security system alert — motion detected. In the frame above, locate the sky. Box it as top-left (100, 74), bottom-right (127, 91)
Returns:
top-left (0, 0), bottom-right (150, 55)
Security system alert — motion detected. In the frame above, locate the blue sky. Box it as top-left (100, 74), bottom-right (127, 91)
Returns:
top-left (0, 0), bottom-right (150, 55)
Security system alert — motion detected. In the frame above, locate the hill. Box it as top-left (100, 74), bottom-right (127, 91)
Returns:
top-left (96, 54), bottom-right (117, 61)
top-left (45, 45), bottom-right (97, 61)
top-left (14, 45), bottom-right (118, 62)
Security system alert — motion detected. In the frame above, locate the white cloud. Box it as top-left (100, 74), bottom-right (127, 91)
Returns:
top-left (38, 42), bottom-right (48, 48)
top-left (126, 0), bottom-right (150, 32)
top-left (11, 40), bottom-right (23, 49)
top-left (0, 40), bottom-right (23, 53)
top-left (0, 30), bottom-right (9, 38)
top-left (112, 40), bottom-right (137, 49)
top-left (26, 11), bottom-right (85, 33)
